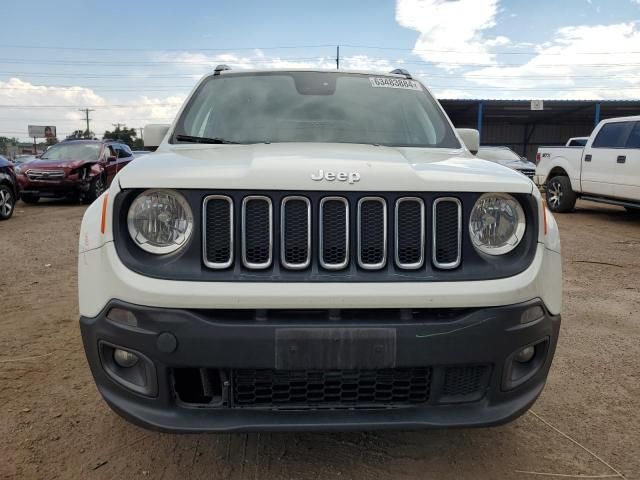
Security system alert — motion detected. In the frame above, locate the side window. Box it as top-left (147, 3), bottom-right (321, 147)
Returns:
top-left (116, 145), bottom-right (132, 158)
top-left (625, 122), bottom-right (640, 149)
top-left (592, 122), bottom-right (634, 148)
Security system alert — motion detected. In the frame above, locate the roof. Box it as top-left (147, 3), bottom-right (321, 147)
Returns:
top-left (440, 98), bottom-right (640, 125)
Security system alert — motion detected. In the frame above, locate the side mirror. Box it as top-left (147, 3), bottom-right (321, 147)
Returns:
top-left (144, 124), bottom-right (171, 149)
top-left (456, 128), bottom-right (480, 155)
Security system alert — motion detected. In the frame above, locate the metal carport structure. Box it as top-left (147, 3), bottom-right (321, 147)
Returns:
top-left (439, 99), bottom-right (640, 161)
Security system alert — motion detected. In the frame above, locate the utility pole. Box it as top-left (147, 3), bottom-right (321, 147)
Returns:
top-left (137, 126), bottom-right (144, 144)
top-left (112, 123), bottom-right (126, 141)
top-left (78, 108), bottom-right (95, 138)
top-left (336, 45), bottom-right (340, 70)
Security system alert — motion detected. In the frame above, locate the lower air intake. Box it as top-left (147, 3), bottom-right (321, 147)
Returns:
top-left (232, 368), bottom-right (432, 409)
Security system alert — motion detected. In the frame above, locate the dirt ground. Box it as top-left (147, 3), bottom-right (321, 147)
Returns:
top-left (1, 198), bottom-right (639, 479)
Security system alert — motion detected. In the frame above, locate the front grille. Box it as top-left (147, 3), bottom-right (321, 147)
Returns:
top-left (320, 197), bottom-right (349, 269)
top-left (395, 198), bottom-right (425, 269)
top-left (433, 198), bottom-right (462, 269)
top-left (26, 169), bottom-right (65, 181)
top-left (521, 170), bottom-right (535, 180)
top-left (357, 198), bottom-right (386, 269)
top-left (233, 368), bottom-right (432, 409)
top-left (203, 196), bottom-right (233, 268)
top-left (281, 196), bottom-right (311, 269)
top-left (202, 193), bottom-right (466, 273)
top-left (242, 196), bottom-right (272, 268)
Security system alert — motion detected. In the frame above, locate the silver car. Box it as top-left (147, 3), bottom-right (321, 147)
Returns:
top-left (476, 146), bottom-right (536, 180)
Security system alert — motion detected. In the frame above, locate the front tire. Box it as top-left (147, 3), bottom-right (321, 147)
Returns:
top-left (546, 176), bottom-right (576, 213)
top-left (83, 175), bottom-right (105, 204)
top-left (0, 184), bottom-right (15, 220)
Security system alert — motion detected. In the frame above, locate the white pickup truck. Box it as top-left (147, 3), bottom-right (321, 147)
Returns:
top-left (535, 116), bottom-right (640, 212)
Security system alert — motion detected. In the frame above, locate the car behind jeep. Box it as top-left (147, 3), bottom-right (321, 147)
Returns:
top-left (17, 140), bottom-right (134, 204)
top-left (78, 68), bottom-right (562, 432)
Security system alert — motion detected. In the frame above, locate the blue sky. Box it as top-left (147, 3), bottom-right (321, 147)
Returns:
top-left (1, 0), bottom-right (640, 140)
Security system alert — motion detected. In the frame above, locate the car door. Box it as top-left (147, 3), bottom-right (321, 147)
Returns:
top-left (581, 120), bottom-right (634, 198)
top-left (102, 144), bottom-right (119, 185)
top-left (613, 121), bottom-right (640, 201)
top-left (114, 144), bottom-right (134, 174)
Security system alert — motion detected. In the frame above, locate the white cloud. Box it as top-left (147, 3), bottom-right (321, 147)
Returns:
top-left (396, 0), bottom-right (507, 70)
top-left (464, 22), bottom-right (640, 99)
top-left (0, 77), bottom-right (184, 140)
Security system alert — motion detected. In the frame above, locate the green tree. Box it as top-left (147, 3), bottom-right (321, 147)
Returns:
top-left (0, 136), bottom-right (19, 156)
top-left (66, 129), bottom-right (94, 140)
top-left (102, 126), bottom-right (139, 148)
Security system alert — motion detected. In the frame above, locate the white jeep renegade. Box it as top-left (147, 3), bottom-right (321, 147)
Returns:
top-left (78, 67), bottom-right (562, 432)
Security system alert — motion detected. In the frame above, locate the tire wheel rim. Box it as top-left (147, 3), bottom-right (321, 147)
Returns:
top-left (0, 189), bottom-right (13, 216)
top-left (548, 181), bottom-right (563, 209)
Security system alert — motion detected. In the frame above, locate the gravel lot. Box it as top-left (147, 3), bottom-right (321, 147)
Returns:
top-left (1, 198), bottom-right (639, 479)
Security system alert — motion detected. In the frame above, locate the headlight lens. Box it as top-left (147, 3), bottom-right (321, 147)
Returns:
top-left (127, 189), bottom-right (193, 254)
top-left (469, 193), bottom-right (526, 255)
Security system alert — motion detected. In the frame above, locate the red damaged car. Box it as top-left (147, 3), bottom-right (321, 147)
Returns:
top-left (16, 140), bottom-right (135, 204)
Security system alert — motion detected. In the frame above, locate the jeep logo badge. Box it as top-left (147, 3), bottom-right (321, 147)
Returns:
top-left (311, 169), bottom-right (361, 184)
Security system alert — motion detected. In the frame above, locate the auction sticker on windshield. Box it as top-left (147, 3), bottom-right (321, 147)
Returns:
top-left (369, 77), bottom-right (422, 90)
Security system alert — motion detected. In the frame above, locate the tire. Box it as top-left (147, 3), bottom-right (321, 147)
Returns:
top-left (83, 175), bottom-right (106, 204)
top-left (0, 184), bottom-right (15, 220)
top-left (546, 176), bottom-right (576, 213)
top-left (21, 193), bottom-right (39, 204)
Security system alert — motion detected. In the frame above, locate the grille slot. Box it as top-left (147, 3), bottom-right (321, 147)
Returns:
top-left (440, 365), bottom-right (491, 403)
top-left (281, 196), bottom-right (311, 270)
top-left (395, 198), bottom-right (425, 269)
top-left (432, 198), bottom-right (462, 269)
top-left (203, 195), bottom-right (233, 269)
top-left (357, 197), bottom-right (387, 269)
top-left (232, 368), bottom-right (432, 409)
top-left (242, 196), bottom-right (273, 269)
top-left (319, 197), bottom-right (349, 270)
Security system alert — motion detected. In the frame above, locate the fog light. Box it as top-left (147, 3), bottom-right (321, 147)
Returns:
top-left (113, 349), bottom-right (139, 368)
top-left (515, 346), bottom-right (535, 363)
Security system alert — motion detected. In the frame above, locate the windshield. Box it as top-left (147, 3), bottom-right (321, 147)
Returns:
top-left (477, 148), bottom-right (522, 162)
top-left (41, 143), bottom-right (101, 161)
top-left (173, 72), bottom-right (460, 148)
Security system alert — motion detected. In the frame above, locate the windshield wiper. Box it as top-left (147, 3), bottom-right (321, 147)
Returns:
top-left (174, 134), bottom-right (239, 144)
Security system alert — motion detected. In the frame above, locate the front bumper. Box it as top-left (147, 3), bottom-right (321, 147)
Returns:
top-left (80, 299), bottom-right (560, 432)
top-left (17, 175), bottom-right (88, 197)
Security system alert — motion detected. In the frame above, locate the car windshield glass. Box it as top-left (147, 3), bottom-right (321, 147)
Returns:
top-left (41, 143), bottom-right (101, 161)
top-left (478, 148), bottom-right (521, 161)
top-left (173, 72), bottom-right (460, 148)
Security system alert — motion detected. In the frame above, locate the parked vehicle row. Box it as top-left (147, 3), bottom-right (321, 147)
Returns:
top-left (535, 116), bottom-right (640, 213)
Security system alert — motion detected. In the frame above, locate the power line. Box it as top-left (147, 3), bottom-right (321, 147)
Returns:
top-left (0, 103), bottom-right (182, 108)
top-left (4, 42), bottom-right (640, 56)
top-left (0, 44), bottom-right (335, 52)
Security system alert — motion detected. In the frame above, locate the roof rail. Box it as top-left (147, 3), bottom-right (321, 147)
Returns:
top-left (214, 64), bottom-right (231, 75)
top-left (389, 68), bottom-right (412, 79)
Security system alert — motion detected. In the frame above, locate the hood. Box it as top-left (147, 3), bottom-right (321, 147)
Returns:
top-left (118, 143), bottom-right (534, 193)
top-left (23, 157), bottom-right (92, 170)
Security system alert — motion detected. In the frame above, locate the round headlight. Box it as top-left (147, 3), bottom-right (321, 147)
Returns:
top-left (127, 189), bottom-right (193, 254)
top-left (469, 193), bottom-right (526, 255)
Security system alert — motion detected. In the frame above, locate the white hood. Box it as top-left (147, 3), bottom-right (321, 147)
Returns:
top-left (118, 143), bottom-right (534, 193)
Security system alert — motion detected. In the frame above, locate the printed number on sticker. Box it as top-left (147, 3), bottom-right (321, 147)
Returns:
top-left (369, 77), bottom-right (421, 90)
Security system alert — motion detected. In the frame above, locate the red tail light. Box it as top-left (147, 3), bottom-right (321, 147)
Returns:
top-left (535, 152), bottom-right (541, 165)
